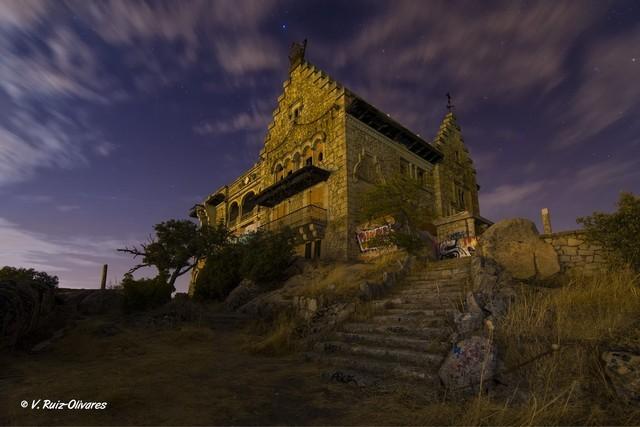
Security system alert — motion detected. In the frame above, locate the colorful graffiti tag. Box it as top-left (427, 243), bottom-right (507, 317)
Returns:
top-left (438, 231), bottom-right (478, 259)
top-left (356, 224), bottom-right (393, 252)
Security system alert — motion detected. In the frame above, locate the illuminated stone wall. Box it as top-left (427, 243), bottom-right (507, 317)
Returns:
top-left (432, 112), bottom-right (480, 218)
top-left (541, 230), bottom-right (609, 273)
top-left (345, 116), bottom-right (437, 258)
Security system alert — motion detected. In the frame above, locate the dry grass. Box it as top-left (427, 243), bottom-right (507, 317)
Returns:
top-left (295, 251), bottom-right (405, 300)
top-left (474, 266), bottom-right (640, 426)
top-left (244, 311), bottom-right (300, 356)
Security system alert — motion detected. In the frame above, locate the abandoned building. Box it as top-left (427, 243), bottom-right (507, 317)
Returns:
top-left (189, 41), bottom-right (492, 264)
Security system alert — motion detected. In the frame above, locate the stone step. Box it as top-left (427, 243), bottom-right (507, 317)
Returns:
top-left (394, 289), bottom-right (463, 300)
top-left (382, 301), bottom-right (456, 311)
top-left (341, 322), bottom-right (451, 339)
top-left (401, 282), bottom-right (466, 291)
top-left (406, 276), bottom-right (469, 284)
top-left (333, 331), bottom-right (450, 354)
top-left (379, 295), bottom-right (460, 306)
top-left (384, 308), bottom-right (458, 317)
top-left (420, 260), bottom-right (471, 268)
top-left (315, 341), bottom-right (445, 367)
top-left (405, 276), bottom-right (469, 283)
top-left (304, 352), bottom-right (440, 383)
top-left (419, 258), bottom-right (472, 269)
top-left (408, 269), bottom-right (470, 277)
top-left (368, 314), bottom-right (449, 328)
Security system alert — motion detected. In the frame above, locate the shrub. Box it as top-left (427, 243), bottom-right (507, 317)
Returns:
top-left (121, 272), bottom-right (173, 312)
top-left (577, 192), bottom-right (640, 271)
top-left (240, 228), bottom-right (295, 285)
top-left (193, 228), bottom-right (296, 300)
top-left (0, 266), bottom-right (58, 288)
top-left (193, 245), bottom-right (243, 301)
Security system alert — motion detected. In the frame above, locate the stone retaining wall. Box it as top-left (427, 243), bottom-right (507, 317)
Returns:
top-left (540, 230), bottom-right (608, 273)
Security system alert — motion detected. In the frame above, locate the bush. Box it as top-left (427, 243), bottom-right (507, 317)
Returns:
top-left (193, 245), bottom-right (243, 301)
top-left (240, 229), bottom-right (295, 285)
top-left (577, 192), bottom-right (640, 271)
top-left (121, 272), bottom-right (173, 312)
top-left (193, 228), bottom-right (296, 301)
top-left (0, 266), bottom-right (58, 288)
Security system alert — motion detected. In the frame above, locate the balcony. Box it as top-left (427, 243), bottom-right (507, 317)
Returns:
top-left (255, 165), bottom-right (330, 208)
top-left (260, 205), bottom-right (327, 233)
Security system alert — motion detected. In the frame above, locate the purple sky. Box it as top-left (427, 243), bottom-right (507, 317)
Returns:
top-left (1, 0), bottom-right (639, 291)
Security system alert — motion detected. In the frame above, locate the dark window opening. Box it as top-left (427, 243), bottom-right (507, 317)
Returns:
top-left (400, 158), bottom-right (410, 176)
top-left (314, 240), bottom-right (321, 258)
top-left (304, 242), bottom-right (312, 259)
top-left (306, 157), bottom-right (313, 166)
top-left (456, 187), bottom-right (465, 209)
top-left (318, 152), bottom-right (323, 161)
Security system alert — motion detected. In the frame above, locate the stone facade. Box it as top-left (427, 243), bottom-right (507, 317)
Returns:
top-left (541, 230), bottom-right (609, 273)
top-left (191, 42), bottom-right (486, 273)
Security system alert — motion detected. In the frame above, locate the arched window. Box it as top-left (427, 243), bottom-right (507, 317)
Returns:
top-left (314, 141), bottom-right (325, 164)
top-left (274, 163), bottom-right (284, 181)
top-left (292, 152), bottom-right (301, 171)
top-left (302, 146), bottom-right (313, 167)
top-left (241, 192), bottom-right (256, 218)
top-left (284, 158), bottom-right (293, 176)
top-left (229, 202), bottom-right (239, 225)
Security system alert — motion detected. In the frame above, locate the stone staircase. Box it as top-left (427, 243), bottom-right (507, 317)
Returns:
top-left (306, 257), bottom-right (472, 385)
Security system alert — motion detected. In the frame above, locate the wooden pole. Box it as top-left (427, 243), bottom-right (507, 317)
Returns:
top-left (100, 264), bottom-right (108, 290)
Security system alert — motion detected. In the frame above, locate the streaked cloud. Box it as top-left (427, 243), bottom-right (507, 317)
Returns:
top-left (481, 181), bottom-right (546, 211)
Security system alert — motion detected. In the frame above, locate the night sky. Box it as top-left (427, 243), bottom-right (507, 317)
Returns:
top-left (1, 0), bottom-right (639, 291)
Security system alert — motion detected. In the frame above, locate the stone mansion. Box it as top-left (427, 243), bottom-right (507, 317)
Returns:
top-left (190, 41), bottom-right (491, 261)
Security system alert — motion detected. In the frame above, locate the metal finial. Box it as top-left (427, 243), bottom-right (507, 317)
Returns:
top-left (446, 92), bottom-right (454, 112)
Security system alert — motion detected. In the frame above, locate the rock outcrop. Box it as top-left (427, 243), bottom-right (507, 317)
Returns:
top-left (478, 218), bottom-right (560, 280)
top-left (0, 281), bottom-right (56, 349)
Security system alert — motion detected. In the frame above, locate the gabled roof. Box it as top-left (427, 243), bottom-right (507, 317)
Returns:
top-left (266, 41), bottom-right (444, 164)
top-left (345, 92), bottom-right (444, 164)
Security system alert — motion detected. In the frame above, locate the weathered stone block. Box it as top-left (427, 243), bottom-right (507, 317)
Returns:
top-left (563, 247), bottom-right (578, 256)
top-left (567, 237), bottom-right (583, 247)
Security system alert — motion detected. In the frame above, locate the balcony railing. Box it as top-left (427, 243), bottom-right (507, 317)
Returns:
top-left (255, 165), bottom-right (330, 208)
top-left (260, 205), bottom-right (327, 232)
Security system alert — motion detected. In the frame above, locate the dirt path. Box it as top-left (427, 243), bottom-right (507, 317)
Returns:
top-left (0, 317), bottom-right (441, 426)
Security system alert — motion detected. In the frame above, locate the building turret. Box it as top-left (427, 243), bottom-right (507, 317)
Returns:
top-left (432, 94), bottom-right (480, 217)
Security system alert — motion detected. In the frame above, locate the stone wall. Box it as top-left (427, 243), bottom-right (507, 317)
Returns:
top-left (540, 230), bottom-right (608, 273)
top-left (345, 116), bottom-right (437, 259)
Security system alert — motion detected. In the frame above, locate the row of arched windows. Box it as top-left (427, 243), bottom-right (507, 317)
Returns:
top-left (273, 140), bottom-right (325, 182)
top-left (228, 191), bottom-right (257, 224)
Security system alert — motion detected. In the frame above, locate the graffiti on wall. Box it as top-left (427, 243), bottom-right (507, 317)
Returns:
top-left (438, 231), bottom-right (477, 259)
top-left (356, 224), bottom-right (394, 252)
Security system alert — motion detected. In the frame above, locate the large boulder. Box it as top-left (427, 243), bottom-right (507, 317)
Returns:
top-left (478, 218), bottom-right (560, 280)
top-left (602, 351), bottom-right (640, 405)
top-left (439, 336), bottom-right (498, 395)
